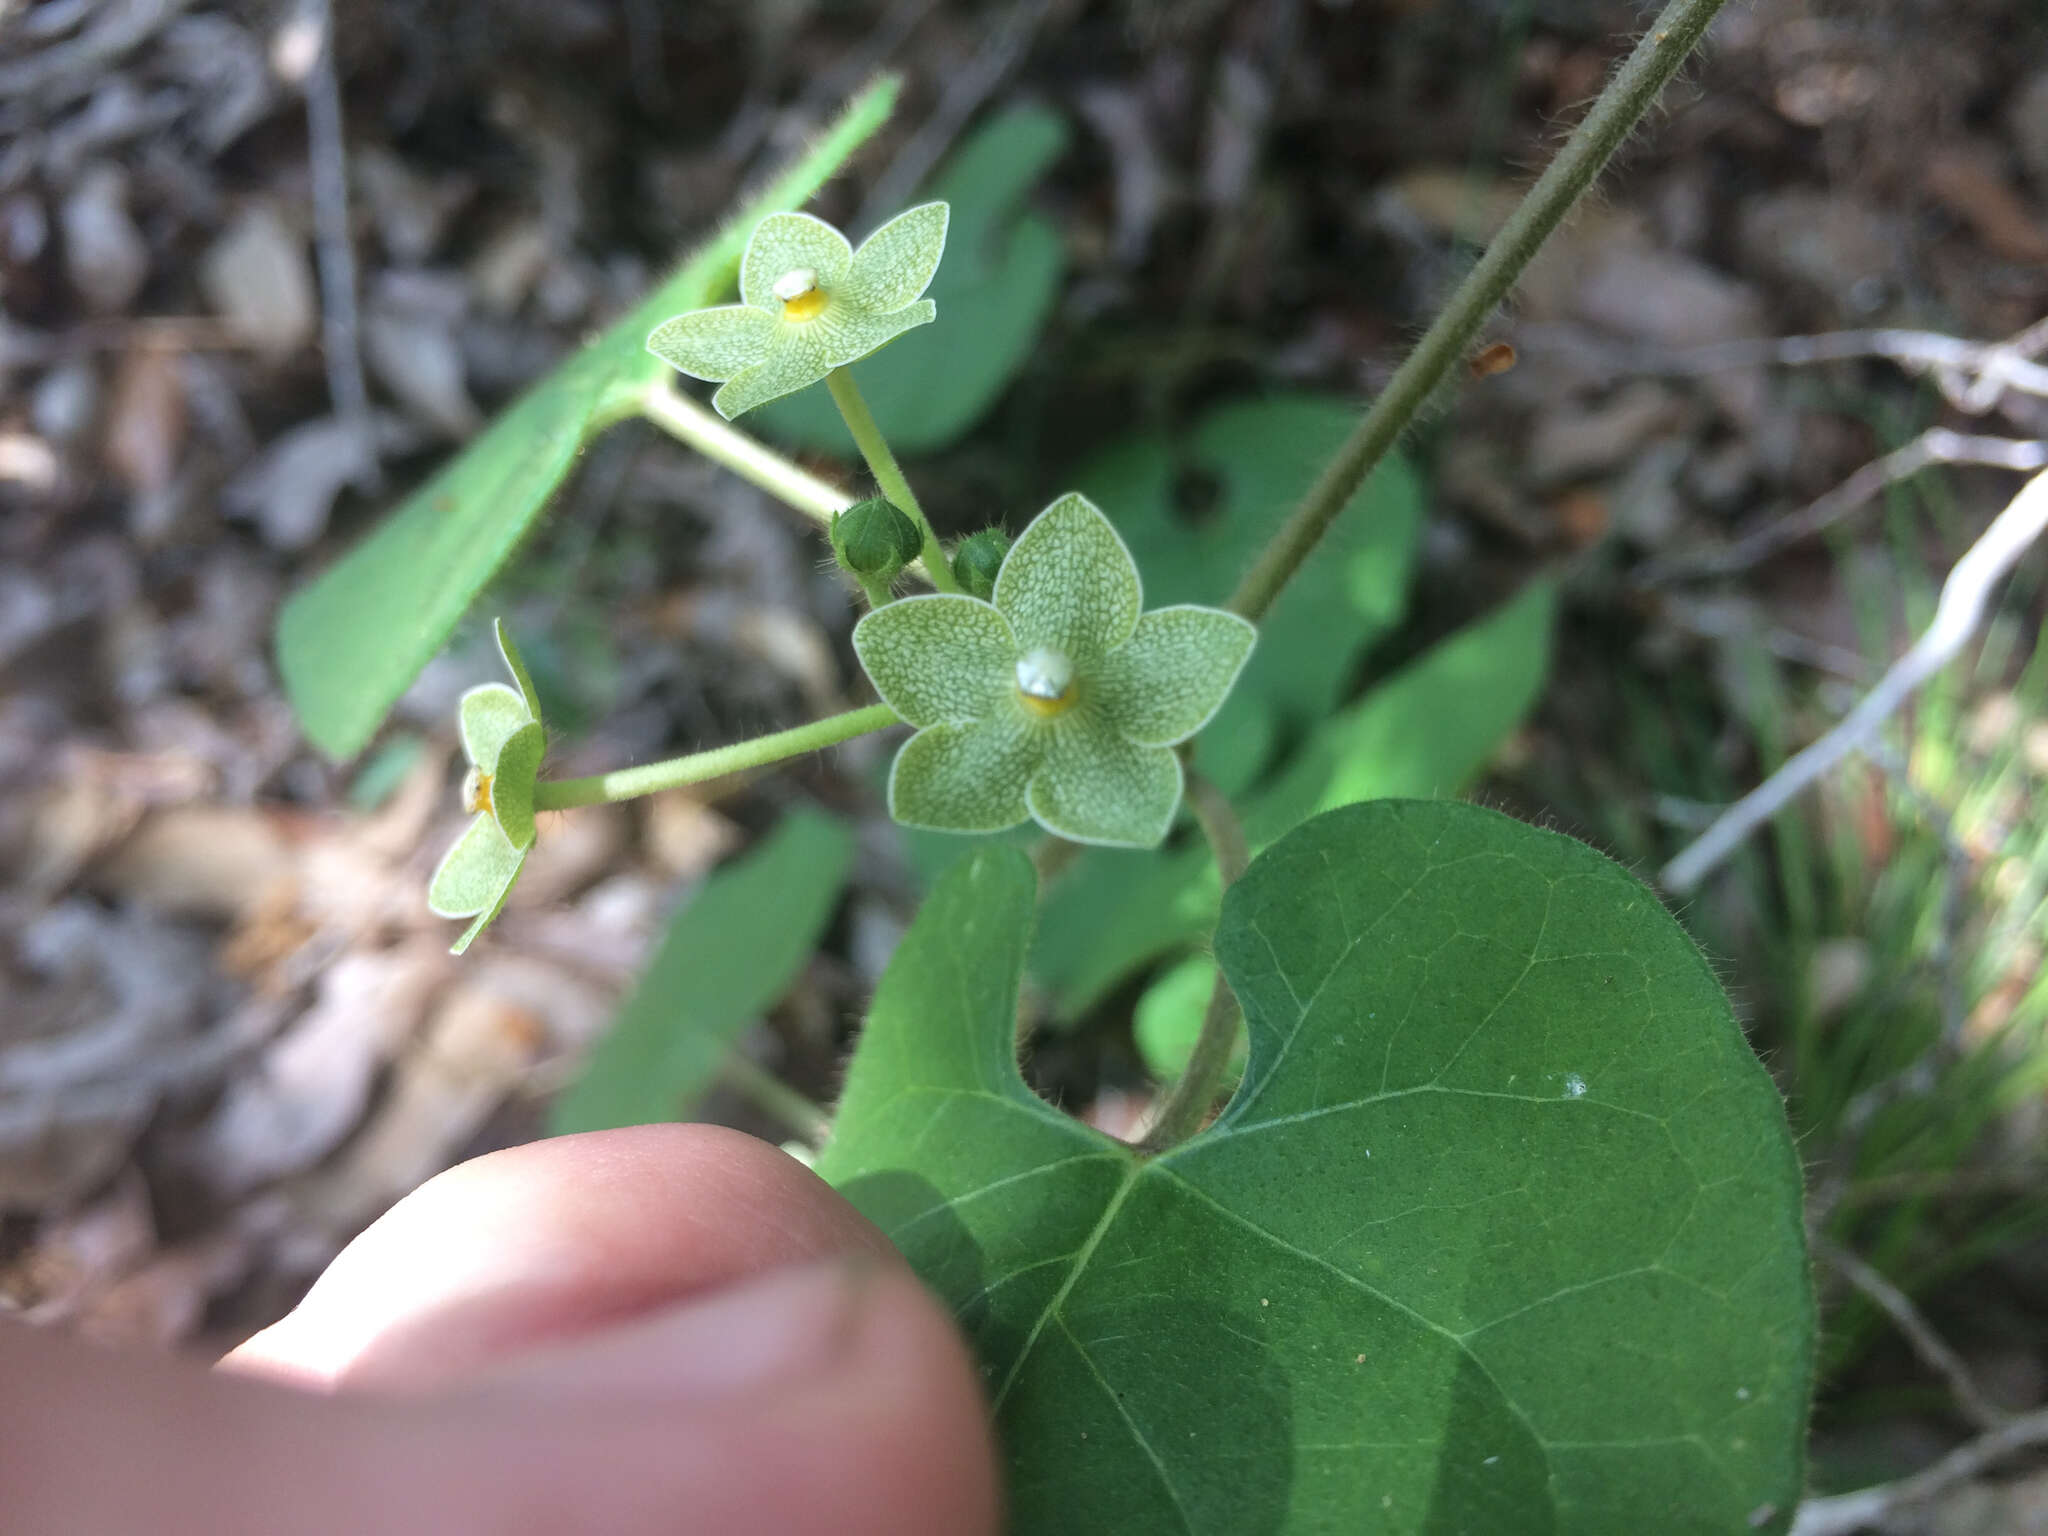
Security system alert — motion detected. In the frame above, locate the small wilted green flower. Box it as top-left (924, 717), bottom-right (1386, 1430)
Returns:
top-left (428, 620), bottom-right (546, 954)
top-left (854, 493), bottom-right (1255, 848)
top-left (647, 203), bottom-right (949, 420)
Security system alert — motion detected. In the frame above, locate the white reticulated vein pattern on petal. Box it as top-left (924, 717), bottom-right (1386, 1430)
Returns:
top-left (1026, 706), bottom-right (1183, 848)
top-left (889, 715), bottom-right (1041, 833)
top-left (854, 596), bottom-right (1017, 726)
top-left (993, 492), bottom-right (1143, 662)
top-left (1092, 605), bottom-right (1257, 748)
top-left (738, 212), bottom-right (853, 309)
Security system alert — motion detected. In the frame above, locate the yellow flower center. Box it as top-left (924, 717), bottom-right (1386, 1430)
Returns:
top-left (1016, 647), bottom-right (1077, 720)
top-left (463, 767), bottom-right (495, 816)
top-left (772, 268), bottom-right (829, 322)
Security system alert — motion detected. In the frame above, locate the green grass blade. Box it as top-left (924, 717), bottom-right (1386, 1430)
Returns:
top-left (549, 808), bottom-right (855, 1134)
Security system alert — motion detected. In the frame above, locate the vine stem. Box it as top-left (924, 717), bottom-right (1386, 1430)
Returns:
top-left (1142, 770), bottom-right (1249, 1153)
top-left (640, 378), bottom-right (845, 525)
top-left (719, 1053), bottom-right (831, 1148)
top-left (533, 703), bottom-right (901, 810)
top-left (826, 368), bottom-right (961, 592)
top-left (1227, 0), bottom-right (1729, 625)
top-left (639, 378), bottom-right (945, 589)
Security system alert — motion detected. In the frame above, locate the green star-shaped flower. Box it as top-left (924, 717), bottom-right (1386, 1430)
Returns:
top-left (854, 493), bottom-right (1256, 848)
top-left (427, 620), bottom-right (547, 954)
top-left (646, 203), bottom-right (949, 420)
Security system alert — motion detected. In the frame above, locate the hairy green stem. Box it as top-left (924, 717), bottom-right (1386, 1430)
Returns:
top-left (1182, 766), bottom-right (1249, 885)
top-left (640, 378), bottom-right (847, 526)
top-left (1143, 977), bottom-right (1243, 1156)
top-left (1143, 771), bottom-right (1249, 1153)
top-left (720, 1053), bottom-right (831, 1148)
top-left (825, 368), bottom-right (960, 593)
top-left (640, 378), bottom-right (943, 589)
top-left (1227, 0), bottom-right (1728, 624)
top-left (533, 703), bottom-right (901, 810)
top-left (857, 575), bottom-right (896, 610)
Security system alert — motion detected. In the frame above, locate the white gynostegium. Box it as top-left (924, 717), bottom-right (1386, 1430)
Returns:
top-left (853, 492), bottom-right (1256, 849)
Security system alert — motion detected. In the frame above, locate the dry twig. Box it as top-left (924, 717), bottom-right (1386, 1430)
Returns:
top-left (1649, 324), bottom-right (2048, 413)
top-left (284, 0), bottom-right (378, 490)
top-left (1662, 466), bottom-right (2048, 893)
top-left (856, 0), bottom-right (1057, 228)
top-left (1815, 1236), bottom-right (2005, 1433)
top-left (1792, 1407), bottom-right (2048, 1536)
top-left (1645, 430), bottom-right (2048, 583)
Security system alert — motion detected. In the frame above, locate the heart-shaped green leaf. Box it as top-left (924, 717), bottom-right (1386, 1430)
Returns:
top-left (822, 801), bottom-right (1812, 1534)
top-left (754, 104), bottom-right (1068, 454)
top-left (276, 78), bottom-right (903, 761)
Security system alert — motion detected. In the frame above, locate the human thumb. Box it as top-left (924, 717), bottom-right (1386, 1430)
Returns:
top-left (5, 1257), bottom-right (999, 1536)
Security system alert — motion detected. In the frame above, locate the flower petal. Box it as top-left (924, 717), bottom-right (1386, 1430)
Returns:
top-left (495, 619), bottom-right (543, 720)
top-left (1026, 708), bottom-right (1183, 848)
top-left (888, 718), bottom-right (1038, 834)
top-left (844, 202), bottom-right (950, 313)
top-left (822, 300), bottom-right (936, 370)
top-left (739, 212), bottom-right (853, 311)
top-left (708, 317), bottom-right (846, 417)
top-left (711, 363), bottom-right (792, 420)
top-left (993, 492), bottom-right (1142, 662)
top-left (450, 846), bottom-right (527, 954)
top-left (1092, 605), bottom-right (1258, 747)
top-left (646, 306), bottom-right (777, 382)
top-left (853, 594), bottom-right (1016, 727)
top-left (459, 683), bottom-right (531, 769)
top-left (428, 814), bottom-right (520, 917)
top-left (488, 720), bottom-right (547, 851)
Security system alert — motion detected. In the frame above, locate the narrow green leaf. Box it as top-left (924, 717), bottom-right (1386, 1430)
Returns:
top-left (346, 733), bottom-right (423, 812)
top-left (824, 802), bottom-right (1813, 1534)
top-left (276, 77), bottom-right (902, 760)
top-left (1031, 580), bottom-right (1556, 1021)
top-left (548, 808), bottom-right (855, 1134)
top-left (757, 104), bottom-right (1069, 453)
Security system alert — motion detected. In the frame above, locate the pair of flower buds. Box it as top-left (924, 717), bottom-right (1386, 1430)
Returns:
top-left (430, 204), bottom-right (1256, 950)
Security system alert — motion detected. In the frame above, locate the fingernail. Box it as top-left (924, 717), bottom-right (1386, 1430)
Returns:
top-left (500, 1260), bottom-right (873, 1401)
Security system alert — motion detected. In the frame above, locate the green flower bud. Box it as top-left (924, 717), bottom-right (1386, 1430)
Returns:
top-left (832, 497), bottom-right (924, 582)
top-left (950, 528), bottom-right (1010, 601)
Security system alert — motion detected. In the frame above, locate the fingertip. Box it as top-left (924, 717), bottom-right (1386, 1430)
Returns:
top-left (486, 1262), bottom-right (1001, 1536)
top-left (226, 1124), bottom-right (896, 1391)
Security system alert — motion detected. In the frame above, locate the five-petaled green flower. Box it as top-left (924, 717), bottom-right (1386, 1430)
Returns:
top-left (428, 620), bottom-right (547, 954)
top-left (646, 203), bottom-right (949, 420)
top-left (854, 493), bottom-right (1256, 848)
